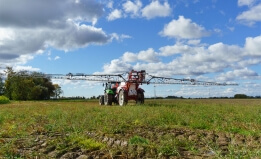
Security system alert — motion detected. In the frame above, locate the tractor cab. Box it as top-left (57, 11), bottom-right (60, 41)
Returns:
top-left (128, 70), bottom-right (146, 83)
top-left (99, 82), bottom-right (119, 106)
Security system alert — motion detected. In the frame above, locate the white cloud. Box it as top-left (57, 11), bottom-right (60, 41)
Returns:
top-left (102, 59), bottom-right (133, 74)
top-left (159, 43), bottom-right (194, 56)
top-left (217, 68), bottom-right (259, 81)
top-left (54, 56), bottom-right (60, 60)
top-left (238, 0), bottom-right (256, 6)
top-left (122, 48), bottom-right (159, 63)
top-left (236, 58), bottom-right (261, 68)
top-left (100, 34), bottom-right (261, 79)
top-left (0, 54), bottom-right (35, 67)
top-left (244, 35), bottom-right (261, 56)
top-left (122, 52), bottom-right (138, 62)
top-left (208, 42), bottom-right (243, 63)
top-left (0, 28), bottom-right (14, 42)
top-left (236, 4), bottom-right (261, 24)
top-left (13, 65), bottom-right (40, 72)
top-left (137, 48), bottom-right (159, 63)
top-left (187, 39), bottom-right (201, 45)
top-left (160, 16), bottom-right (210, 39)
top-left (0, 22), bottom-right (109, 60)
top-left (123, 0), bottom-right (142, 17)
top-left (110, 33), bottom-right (132, 41)
top-left (107, 9), bottom-right (122, 21)
top-left (141, 0), bottom-right (171, 19)
top-left (106, 0), bottom-right (171, 20)
top-left (0, 0), bottom-right (113, 66)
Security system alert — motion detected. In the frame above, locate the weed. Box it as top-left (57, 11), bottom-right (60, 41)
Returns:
top-left (68, 133), bottom-right (105, 151)
top-left (158, 139), bottom-right (180, 156)
top-left (157, 134), bottom-right (196, 156)
top-left (226, 144), bottom-right (261, 158)
top-left (129, 135), bottom-right (149, 145)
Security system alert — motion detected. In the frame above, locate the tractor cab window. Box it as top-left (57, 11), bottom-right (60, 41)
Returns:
top-left (107, 83), bottom-right (112, 89)
top-left (105, 83), bottom-right (112, 89)
top-left (131, 72), bottom-right (138, 79)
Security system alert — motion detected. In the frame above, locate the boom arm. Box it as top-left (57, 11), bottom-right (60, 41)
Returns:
top-left (12, 71), bottom-right (238, 86)
top-left (145, 75), bottom-right (238, 86)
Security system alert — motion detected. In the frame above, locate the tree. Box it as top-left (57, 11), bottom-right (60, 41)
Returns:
top-left (4, 68), bottom-right (56, 100)
top-left (234, 94), bottom-right (248, 99)
top-left (53, 84), bottom-right (63, 99)
top-left (0, 76), bottom-right (4, 95)
top-left (4, 67), bottom-right (16, 99)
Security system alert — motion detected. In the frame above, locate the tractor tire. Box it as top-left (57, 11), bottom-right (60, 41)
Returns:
top-left (119, 90), bottom-right (128, 106)
top-left (99, 95), bottom-right (104, 105)
top-left (104, 93), bottom-right (113, 105)
top-left (136, 92), bottom-right (144, 104)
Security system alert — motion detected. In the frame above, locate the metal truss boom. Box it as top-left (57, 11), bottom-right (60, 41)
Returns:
top-left (11, 71), bottom-right (238, 86)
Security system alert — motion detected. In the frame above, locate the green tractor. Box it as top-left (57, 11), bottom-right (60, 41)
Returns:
top-left (99, 82), bottom-right (118, 105)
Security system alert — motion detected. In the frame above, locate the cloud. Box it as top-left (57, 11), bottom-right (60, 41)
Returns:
top-left (0, 54), bottom-right (35, 67)
top-left (137, 48), bottom-right (159, 62)
top-left (244, 35), bottom-right (261, 56)
top-left (54, 56), bottom-right (60, 60)
top-left (159, 43), bottom-right (194, 56)
top-left (123, 0), bottom-right (142, 17)
top-left (0, 0), bottom-right (112, 65)
top-left (122, 48), bottom-right (159, 63)
top-left (106, 0), bottom-right (171, 21)
top-left (0, 0), bottom-right (103, 28)
top-left (100, 34), bottom-right (261, 80)
top-left (217, 68), bottom-right (259, 81)
top-left (102, 59), bottom-right (133, 74)
top-left (238, 0), bottom-right (256, 6)
top-left (122, 52), bottom-right (138, 62)
top-left (141, 0), bottom-right (171, 19)
top-left (160, 16), bottom-right (210, 39)
top-left (107, 9), bottom-right (122, 21)
top-left (236, 3), bottom-right (261, 24)
top-left (110, 33), bottom-right (132, 41)
top-left (236, 59), bottom-right (261, 68)
top-left (0, 22), bottom-right (110, 59)
top-left (13, 65), bottom-right (41, 72)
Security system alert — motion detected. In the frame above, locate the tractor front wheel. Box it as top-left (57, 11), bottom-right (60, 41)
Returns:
top-left (99, 95), bottom-right (104, 105)
top-left (104, 93), bottom-right (113, 105)
top-left (119, 90), bottom-right (127, 106)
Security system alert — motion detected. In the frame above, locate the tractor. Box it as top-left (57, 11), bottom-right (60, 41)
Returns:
top-left (99, 70), bottom-right (146, 106)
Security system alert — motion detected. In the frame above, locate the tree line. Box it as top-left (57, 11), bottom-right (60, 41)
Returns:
top-left (0, 67), bottom-right (62, 100)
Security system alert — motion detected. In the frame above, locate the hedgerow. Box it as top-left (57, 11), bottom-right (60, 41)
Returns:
top-left (0, 96), bottom-right (10, 104)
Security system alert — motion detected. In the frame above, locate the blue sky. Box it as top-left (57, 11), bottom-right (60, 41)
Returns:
top-left (0, 0), bottom-right (261, 98)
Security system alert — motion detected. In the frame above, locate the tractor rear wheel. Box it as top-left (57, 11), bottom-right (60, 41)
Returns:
top-left (104, 93), bottom-right (113, 105)
top-left (136, 92), bottom-right (144, 104)
top-left (99, 95), bottom-right (104, 105)
top-left (119, 90), bottom-right (127, 106)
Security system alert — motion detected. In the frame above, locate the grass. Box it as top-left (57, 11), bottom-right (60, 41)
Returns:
top-left (0, 99), bottom-right (261, 157)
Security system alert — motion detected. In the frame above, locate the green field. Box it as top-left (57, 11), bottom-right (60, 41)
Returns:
top-left (1, 99), bottom-right (261, 158)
